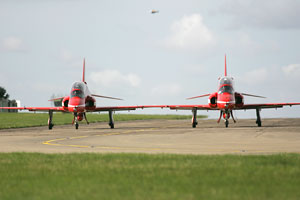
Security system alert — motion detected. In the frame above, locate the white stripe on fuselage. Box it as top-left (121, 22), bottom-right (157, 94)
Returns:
top-left (68, 104), bottom-right (85, 108)
top-left (217, 101), bottom-right (235, 104)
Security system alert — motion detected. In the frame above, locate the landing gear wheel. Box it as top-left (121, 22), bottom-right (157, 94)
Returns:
top-left (48, 110), bottom-right (54, 130)
top-left (191, 109), bottom-right (198, 128)
top-left (256, 120), bottom-right (262, 127)
top-left (48, 123), bottom-right (54, 130)
top-left (109, 123), bottom-right (114, 129)
top-left (225, 120), bottom-right (229, 128)
top-left (75, 123), bottom-right (79, 129)
top-left (192, 122), bottom-right (197, 128)
top-left (108, 110), bottom-right (114, 129)
top-left (256, 108), bottom-right (262, 127)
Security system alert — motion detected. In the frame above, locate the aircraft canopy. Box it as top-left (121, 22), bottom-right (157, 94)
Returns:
top-left (70, 82), bottom-right (85, 98)
top-left (218, 85), bottom-right (234, 94)
top-left (219, 77), bottom-right (233, 85)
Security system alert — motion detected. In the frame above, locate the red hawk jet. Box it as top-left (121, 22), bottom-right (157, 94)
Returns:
top-left (0, 59), bottom-right (149, 130)
top-left (150, 9), bottom-right (159, 14)
top-left (167, 55), bottom-right (300, 127)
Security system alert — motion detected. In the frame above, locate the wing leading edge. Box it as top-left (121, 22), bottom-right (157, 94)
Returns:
top-left (161, 103), bottom-right (300, 111)
top-left (0, 107), bottom-right (65, 111)
top-left (168, 104), bottom-right (215, 110)
top-left (93, 105), bottom-right (168, 112)
top-left (235, 103), bottom-right (300, 110)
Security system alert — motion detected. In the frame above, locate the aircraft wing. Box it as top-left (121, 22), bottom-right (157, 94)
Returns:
top-left (1, 105), bottom-right (169, 112)
top-left (0, 107), bottom-right (65, 111)
top-left (159, 102), bottom-right (300, 111)
top-left (234, 103), bottom-right (300, 110)
top-left (168, 104), bottom-right (215, 110)
top-left (92, 105), bottom-right (168, 112)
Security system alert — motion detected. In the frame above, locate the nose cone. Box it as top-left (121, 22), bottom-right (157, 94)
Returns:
top-left (68, 97), bottom-right (85, 112)
top-left (69, 96), bottom-right (84, 106)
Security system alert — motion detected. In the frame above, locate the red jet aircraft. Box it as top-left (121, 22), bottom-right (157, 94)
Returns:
top-left (0, 59), bottom-right (149, 129)
top-left (166, 55), bottom-right (300, 128)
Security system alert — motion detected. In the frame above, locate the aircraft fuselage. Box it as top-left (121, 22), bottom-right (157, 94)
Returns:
top-left (216, 77), bottom-right (235, 110)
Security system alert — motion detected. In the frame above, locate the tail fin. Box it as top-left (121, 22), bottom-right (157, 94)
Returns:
top-left (224, 54), bottom-right (227, 77)
top-left (83, 58), bottom-right (86, 83)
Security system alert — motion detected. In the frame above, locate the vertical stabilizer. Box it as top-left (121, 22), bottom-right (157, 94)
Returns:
top-left (83, 58), bottom-right (86, 83)
top-left (224, 54), bottom-right (227, 77)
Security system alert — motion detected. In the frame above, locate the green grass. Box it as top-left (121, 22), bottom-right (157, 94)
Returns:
top-left (0, 153), bottom-right (299, 200)
top-left (0, 113), bottom-right (206, 129)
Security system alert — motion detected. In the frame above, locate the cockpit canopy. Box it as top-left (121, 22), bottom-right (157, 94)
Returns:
top-left (218, 85), bottom-right (234, 94)
top-left (70, 82), bottom-right (85, 98)
top-left (219, 77), bottom-right (233, 85)
top-left (218, 77), bottom-right (234, 94)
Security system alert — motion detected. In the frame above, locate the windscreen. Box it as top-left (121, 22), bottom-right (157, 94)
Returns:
top-left (70, 82), bottom-right (85, 98)
top-left (218, 85), bottom-right (234, 94)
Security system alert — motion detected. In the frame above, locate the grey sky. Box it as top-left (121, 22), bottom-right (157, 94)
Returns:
top-left (1, 0), bottom-right (300, 118)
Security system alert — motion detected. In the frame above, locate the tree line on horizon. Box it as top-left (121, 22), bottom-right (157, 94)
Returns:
top-left (0, 86), bottom-right (17, 112)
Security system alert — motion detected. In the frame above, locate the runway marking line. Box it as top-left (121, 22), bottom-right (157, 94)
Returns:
top-left (42, 127), bottom-right (176, 151)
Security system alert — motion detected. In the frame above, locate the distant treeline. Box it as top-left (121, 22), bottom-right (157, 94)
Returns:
top-left (0, 99), bottom-right (17, 112)
top-left (0, 86), bottom-right (17, 112)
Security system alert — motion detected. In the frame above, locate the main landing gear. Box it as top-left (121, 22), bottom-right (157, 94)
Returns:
top-left (48, 110), bottom-right (54, 130)
top-left (256, 108), bottom-right (262, 127)
top-left (109, 110), bottom-right (114, 129)
top-left (191, 109), bottom-right (198, 128)
top-left (83, 113), bottom-right (89, 125)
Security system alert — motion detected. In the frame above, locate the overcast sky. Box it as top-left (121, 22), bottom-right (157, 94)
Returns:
top-left (1, 0), bottom-right (300, 119)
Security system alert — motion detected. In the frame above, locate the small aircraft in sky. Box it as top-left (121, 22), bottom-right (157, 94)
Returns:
top-left (150, 9), bottom-right (159, 14)
top-left (0, 59), bottom-right (149, 130)
top-left (165, 55), bottom-right (300, 128)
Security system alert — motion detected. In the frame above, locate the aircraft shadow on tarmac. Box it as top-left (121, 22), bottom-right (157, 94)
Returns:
top-left (87, 121), bottom-right (296, 131)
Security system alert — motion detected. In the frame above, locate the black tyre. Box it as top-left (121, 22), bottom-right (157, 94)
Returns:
top-left (257, 121), bottom-right (262, 127)
top-left (48, 123), bottom-right (53, 130)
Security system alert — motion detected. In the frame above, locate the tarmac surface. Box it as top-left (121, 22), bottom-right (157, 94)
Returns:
top-left (0, 118), bottom-right (300, 155)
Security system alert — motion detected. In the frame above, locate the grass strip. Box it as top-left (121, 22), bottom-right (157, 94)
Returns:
top-left (0, 153), bottom-right (299, 200)
top-left (0, 113), bottom-right (206, 129)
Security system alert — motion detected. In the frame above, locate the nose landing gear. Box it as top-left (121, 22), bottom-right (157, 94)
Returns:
top-left (71, 112), bottom-right (90, 129)
top-left (225, 119), bottom-right (229, 128)
top-left (72, 112), bottom-right (79, 129)
top-left (219, 110), bottom-right (236, 128)
top-left (224, 111), bottom-right (230, 128)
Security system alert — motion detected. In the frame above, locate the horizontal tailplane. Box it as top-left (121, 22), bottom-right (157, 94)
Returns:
top-left (92, 94), bottom-right (123, 101)
top-left (241, 93), bottom-right (266, 98)
top-left (186, 94), bottom-right (211, 100)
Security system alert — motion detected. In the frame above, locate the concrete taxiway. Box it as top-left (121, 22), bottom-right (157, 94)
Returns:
top-left (0, 118), bottom-right (300, 154)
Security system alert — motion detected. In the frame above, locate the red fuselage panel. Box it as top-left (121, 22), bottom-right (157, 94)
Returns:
top-left (217, 92), bottom-right (235, 109)
top-left (68, 96), bottom-right (85, 112)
